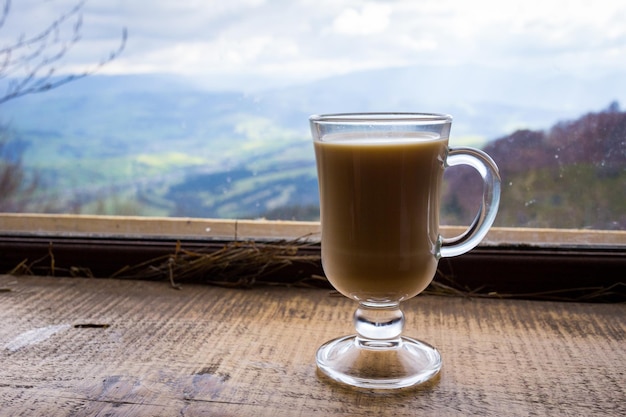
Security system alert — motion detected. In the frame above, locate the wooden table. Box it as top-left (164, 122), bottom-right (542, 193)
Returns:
top-left (1, 274), bottom-right (624, 416)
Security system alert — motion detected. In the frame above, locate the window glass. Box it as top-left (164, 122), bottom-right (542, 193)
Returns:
top-left (0, 0), bottom-right (624, 230)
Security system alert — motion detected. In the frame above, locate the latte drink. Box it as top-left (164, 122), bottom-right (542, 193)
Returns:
top-left (315, 133), bottom-right (448, 302)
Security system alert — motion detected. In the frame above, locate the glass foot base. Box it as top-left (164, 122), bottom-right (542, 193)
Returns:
top-left (316, 335), bottom-right (442, 389)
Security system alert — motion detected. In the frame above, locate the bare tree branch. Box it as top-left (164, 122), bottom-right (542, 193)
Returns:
top-left (0, 0), bottom-right (127, 105)
top-left (0, 0), bottom-right (9, 29)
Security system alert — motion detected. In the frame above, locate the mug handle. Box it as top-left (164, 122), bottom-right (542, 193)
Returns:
top-left (438, 147), bottom-right (502, 258)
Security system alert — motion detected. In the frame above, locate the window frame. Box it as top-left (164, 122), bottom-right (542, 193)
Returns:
top-left (1, 213), bottom-right (624, 302)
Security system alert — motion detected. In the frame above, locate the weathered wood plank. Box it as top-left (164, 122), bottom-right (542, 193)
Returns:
top-left (2, 212), bottom-right (625, 245)
top-left (0, 275), bottom-right (624, 416)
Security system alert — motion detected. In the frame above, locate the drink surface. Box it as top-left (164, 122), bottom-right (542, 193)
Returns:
top-left (315, 133), bottom-right (448, 302)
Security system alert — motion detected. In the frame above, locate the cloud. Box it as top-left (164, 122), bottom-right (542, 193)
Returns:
top-left (2, 0), bottom-right (626, 91)
top-left (332, 3), bottom-right (392, 35)
top-left (119, 35), bottom-right (300, 75)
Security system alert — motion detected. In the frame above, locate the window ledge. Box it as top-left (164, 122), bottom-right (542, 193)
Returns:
top-left (1, 213), bottom-right (625, 247)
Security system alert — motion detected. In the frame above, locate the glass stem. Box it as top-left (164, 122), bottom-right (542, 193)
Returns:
top-left (354, 302), bottom-right (404, 347)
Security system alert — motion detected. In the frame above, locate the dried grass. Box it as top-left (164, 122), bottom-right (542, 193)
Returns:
top-left (6, 239), bottom-right (623, 302)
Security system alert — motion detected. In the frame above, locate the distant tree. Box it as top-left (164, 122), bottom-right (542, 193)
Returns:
top-left (0, 130), bottom-right (39, 211)
top-left (606, 100), bottom-right (620, 113)
top-left (0, 0), bottom-right (126, 211)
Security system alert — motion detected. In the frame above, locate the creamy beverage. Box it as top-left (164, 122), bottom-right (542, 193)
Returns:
top-left (315, 133), bottom-right (448, 302)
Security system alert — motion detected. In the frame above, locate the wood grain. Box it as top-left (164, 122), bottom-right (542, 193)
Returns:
top-left (0, 275), bottom-right (624, 416)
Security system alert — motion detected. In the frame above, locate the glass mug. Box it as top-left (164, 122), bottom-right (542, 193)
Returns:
top-left (310, 113), bottom-right (501, 389)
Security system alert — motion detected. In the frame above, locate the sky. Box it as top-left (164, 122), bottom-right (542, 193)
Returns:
top-left (1, 0), bottom-right (626, 92)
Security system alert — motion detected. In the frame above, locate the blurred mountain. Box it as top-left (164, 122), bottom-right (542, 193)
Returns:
top-left (4, 63), bottom-right (625, 142)
top-left (442, 104), bottom-right (626, 229)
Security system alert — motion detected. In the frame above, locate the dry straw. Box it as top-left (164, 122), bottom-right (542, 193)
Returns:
top-left (6, 239), bottom-right (623, 302)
